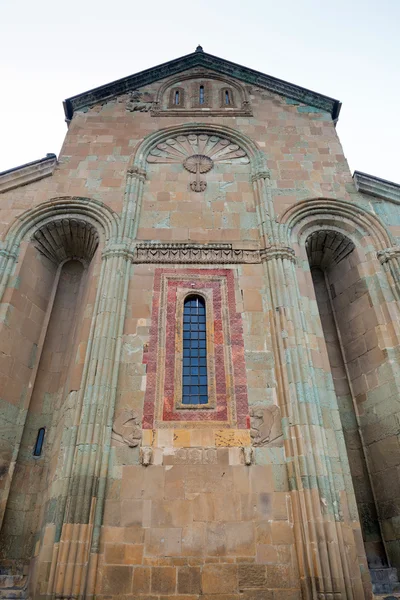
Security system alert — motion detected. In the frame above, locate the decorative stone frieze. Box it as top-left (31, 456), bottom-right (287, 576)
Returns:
top-left (133, 243), bottom-right (261, 264)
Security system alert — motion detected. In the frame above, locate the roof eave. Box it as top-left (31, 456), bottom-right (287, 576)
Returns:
top-left (63, 50), bottom-right (341, 121)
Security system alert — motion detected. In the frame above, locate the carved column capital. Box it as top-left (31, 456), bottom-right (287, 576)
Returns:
top-left (260, 244), bottom-right (296, 263)
top-left (102, 243), bottom-right (135, 262)
top-left (377, 245), bottom-right (400, 264)
top-left (251, 169), bottom-right (270, 183)
top-left (127, 165), bottom-right (146, 181)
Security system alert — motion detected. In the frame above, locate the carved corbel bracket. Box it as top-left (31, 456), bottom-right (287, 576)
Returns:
top-left (140, 446), bottom-right (153, 467)
top-left (242, 446), bottom-right (254, 465)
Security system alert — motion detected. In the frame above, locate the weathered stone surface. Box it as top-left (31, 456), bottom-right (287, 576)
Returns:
top-left (1, 47), bottom-right (399, 600)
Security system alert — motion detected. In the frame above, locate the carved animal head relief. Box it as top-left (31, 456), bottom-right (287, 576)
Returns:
top-left (250, 404), bottom-right (283, 447)
top-left (112, 409), bottom-right (142, 447)
top-left (147, 133), bottom-right (249, 192)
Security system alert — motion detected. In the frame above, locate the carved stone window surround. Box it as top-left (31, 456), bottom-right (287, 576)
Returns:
top-left (142, 269), bottom-right (249, 429)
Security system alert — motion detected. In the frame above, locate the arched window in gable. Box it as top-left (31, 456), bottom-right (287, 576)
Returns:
top-left (220, 87), bottom-right (235, 107)
top-left (182, 295), bottom-right (208, 405)
top-left (168, 87), bottom-right (185, 108)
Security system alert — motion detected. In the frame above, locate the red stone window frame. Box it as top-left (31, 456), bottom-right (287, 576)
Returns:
top-left (191, 81), bottom-right (211, 108)
top-left (168, 86), bottom-right (185, 108)
top-left (220, 87), bottom-right (235, 107)
top-left (143, 269), bottom-right (249, 429)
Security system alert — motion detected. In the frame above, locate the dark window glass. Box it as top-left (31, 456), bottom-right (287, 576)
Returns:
top-left (225, 90), bottom-right (230, 105)
top-left (182, 295), bottom-right (208, 405)
top-left (174, 90), bottom-right (180, 105)
top-left (33, 427), bottom-right (45, 456)
top-left (199, 85), bottom-right (205, 105)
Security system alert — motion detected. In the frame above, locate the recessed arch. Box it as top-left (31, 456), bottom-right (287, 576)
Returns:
top-left (129, 122), bottom-right (263, 174)
top-left (279, 197), bottom-right (393, 252)
top-left (3, 196), bottom-right (119, 246)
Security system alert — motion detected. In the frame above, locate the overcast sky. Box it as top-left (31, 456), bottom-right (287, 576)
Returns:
top-left (1, 0), bottom-right (399, 183)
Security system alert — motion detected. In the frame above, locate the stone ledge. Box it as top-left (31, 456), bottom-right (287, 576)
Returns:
top-left (354, 170), bottom-right (400, 203)
top-left (0, 154), bottom-right (57, 193)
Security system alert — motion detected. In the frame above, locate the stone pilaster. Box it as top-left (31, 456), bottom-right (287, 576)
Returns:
top-left (253, 167), bottom-right (366, 599)
top-left (377, 245), bottom-right (400, 301)
top-left (46, 244), bottom-right (132, 600)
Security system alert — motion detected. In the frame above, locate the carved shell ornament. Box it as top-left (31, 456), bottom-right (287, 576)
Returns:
top-left (147, 134), bottom-right (249, 192)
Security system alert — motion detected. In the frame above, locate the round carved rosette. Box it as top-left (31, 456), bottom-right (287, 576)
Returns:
top-left (183, 154), bottom-right (213, 174)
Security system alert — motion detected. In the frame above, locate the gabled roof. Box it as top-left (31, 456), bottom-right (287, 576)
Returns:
top-left (63, 46), bottom-right (341, 121)
top-left (0, 154), bottom-right (57, 193)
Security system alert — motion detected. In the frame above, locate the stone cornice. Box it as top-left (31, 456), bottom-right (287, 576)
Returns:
top-left (354, 171), bottom-right (400, 204)
top-left (0, 154), bottom-right (57, 193)
top-left (63, 50), bottom-right (341, 121)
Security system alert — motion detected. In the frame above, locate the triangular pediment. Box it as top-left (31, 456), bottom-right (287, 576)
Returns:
top-left (63, 48), bottom-right (341, 121)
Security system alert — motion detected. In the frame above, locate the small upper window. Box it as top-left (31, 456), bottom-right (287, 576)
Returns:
top-left (199, 85), bottom-right (205, 105)
top-left (174, 90), bottom-right (180, 105)
top-left (33, 427), bottom-right (45, 456)
top-left (225, 90), bottom-right (230, 105)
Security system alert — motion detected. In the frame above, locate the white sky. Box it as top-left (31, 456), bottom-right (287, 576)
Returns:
top-left (1, 0), bottom-right (399, 183)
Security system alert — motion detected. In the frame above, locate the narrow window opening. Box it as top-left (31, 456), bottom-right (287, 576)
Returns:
top-left (225, 90), bottom-right (230, 105)
top-left (199, 85), bottom-right (205, 105)
top-left (33, 427), bottom-right (45, 456)
top-left (174, 90), bottom-right (180, 105)
top-left (182, 295), bottom-right (208, 405)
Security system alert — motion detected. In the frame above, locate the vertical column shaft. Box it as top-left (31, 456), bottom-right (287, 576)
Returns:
top-left (253, 168), bottom-right (357, 599)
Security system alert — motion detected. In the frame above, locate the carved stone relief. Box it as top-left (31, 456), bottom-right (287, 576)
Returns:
top-left (126, 91), bottom-right (153, 112)
top-left (147, 134), bottom-right (249, 192)
top-left (250, 404), bottom-right (283, 447)
top-left (111, 409), bottom-right (142, 447)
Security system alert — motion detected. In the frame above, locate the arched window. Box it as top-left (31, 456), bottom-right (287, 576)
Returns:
top-left (225, 90), bottom-right (230, 105)
top-left (174, 90), bottom-right (180, 105)
top-left (33, 427), bottom-right (45, 456)
top-left (199, 85), bottom-right (205, 105)
top-left (182, 295), bottom-right (208, 405)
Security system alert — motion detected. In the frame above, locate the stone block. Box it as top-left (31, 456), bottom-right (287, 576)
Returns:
top-left (151, 566), bottom-right (176, 594)
top-left (102, 565), bottom-right (132, 594)
top-left (133, 566), bottom-right (150, 593)
top-left (238, 564), bottom-right (267, 589)
top-left (202, 564), bottom-right (238, 594)
top-left (177, 566), bottom-right (201, 594)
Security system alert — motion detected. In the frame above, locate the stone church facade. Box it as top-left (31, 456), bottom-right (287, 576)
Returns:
top-left (0, 46), bottom-right (400, 600)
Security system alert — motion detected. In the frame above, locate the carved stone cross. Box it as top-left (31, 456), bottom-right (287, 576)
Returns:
top-left (183, 154), bottom-right (213, 192)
